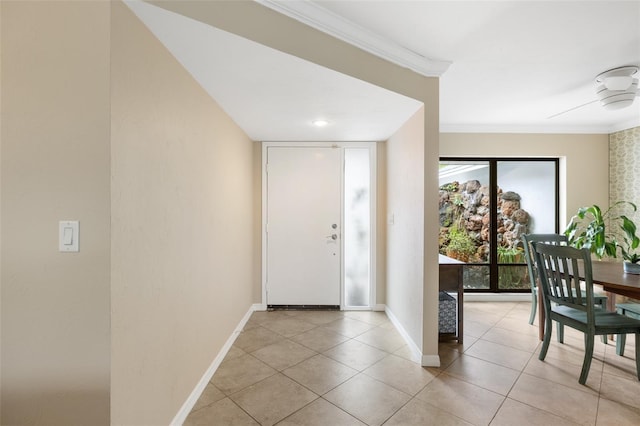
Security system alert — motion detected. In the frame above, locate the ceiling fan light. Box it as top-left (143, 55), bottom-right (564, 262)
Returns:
top-left (603, 98), bottom-right (635, 110)
top-left (595, 79), bottom-right (638, 110)
top-left (604, 75), bottom-right (633, 91)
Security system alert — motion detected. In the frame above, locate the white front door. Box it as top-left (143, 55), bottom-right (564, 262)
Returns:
top-left (266, 146), bottom-right (342, 306)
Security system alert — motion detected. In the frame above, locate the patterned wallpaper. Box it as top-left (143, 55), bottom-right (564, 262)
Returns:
top-left (609, 127), bottom-right (640, 301)
top-left (610, 126), bottom-right (640, 225)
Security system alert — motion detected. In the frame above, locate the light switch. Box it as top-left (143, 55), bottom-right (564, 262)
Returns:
top-left (63, 227), bottom-right (73, 245)
top-left (59, 221), bottom-right (79, 252)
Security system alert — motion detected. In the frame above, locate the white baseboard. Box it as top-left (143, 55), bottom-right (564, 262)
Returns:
top-left (170, 304), bottom-right (258, 425)
top-left (372, 304), bottom-right (386, 312)
top-left (464, 293), bottom-right (530, 302)
top-left (385, 306), bottom-right (441, 367)
top-left (421, 354), bottom-right (441, 367)
top-left (384, 305), bottom-right (440, 367)
top-left (253, 303), bottom-right (267, 311)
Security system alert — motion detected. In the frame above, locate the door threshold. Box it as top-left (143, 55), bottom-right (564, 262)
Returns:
top-left (268, 305), bottom-right (340, 311)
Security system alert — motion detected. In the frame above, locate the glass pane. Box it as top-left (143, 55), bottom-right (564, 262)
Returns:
top-left (344, 148), bottom-right (370, 307)
top-left (497, 161), bottom-right (556, 238)
top-left (463, 265), bottom-right (490, 290)
top-left (497, 161), bottom-right (555, 290)
top-left (498, 265), bottom-right (530, 290)
top-left (439, 161), bottom-right (490, 265)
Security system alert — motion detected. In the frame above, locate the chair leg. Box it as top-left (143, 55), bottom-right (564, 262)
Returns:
top-left (580, 333), bottom-right (595, 385)
top-left (635, 333), bottom-right (640, 381)
top-left (529, 291), bottom-right (537, 325)
top-left (556, 322), bottom-right (564, 343)
top-left (596, 299), bottom-right (607, 344)
top-left (617, 334), bottom-right (626, 356)
top-left (539, 317), bottom-right (553, 360)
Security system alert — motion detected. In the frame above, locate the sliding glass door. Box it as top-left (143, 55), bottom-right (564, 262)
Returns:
top-left (439, 158), bottom-right (559, 293)
top-left (439, 161), bottom-right (491, 290)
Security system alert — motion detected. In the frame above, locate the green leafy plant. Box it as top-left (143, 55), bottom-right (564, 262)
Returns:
top-left (445, 224), bottom-right (477, 262)
top-left (497, 246), bottom-right (526, 289)
top-left (439, 181), bottom-right (459, 192)
top-left (564, 201), bottom-right (637, 260)
top-left (617, 214), bottom-right (640, 264)
top-left (497, 246), bottom-right (524, 264)
top-left (452, 194), bottom-right (464, 207)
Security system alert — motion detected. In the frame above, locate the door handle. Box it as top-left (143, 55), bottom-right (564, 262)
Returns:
top-left (326, 234), bottom-right (338, 240)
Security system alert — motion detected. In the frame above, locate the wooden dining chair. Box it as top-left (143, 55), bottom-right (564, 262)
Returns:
top-left (522, 234), bottom-right (608, 343)
top-left (615, 303), bottom-right (640, 356)
top-left (533, 242), bottom-right (640, 384)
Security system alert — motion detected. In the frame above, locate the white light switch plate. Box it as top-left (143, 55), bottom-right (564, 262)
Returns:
top-left (388, 213), bottom-right (395, 225)
top-left (59, 221), bottom-right (79, 252)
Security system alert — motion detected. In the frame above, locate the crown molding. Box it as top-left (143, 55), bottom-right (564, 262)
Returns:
top-left (439, 122), bottom-right (621, 135)
top-left (432, 116), bottom-right (640, 134)
top-left (256, 0), bottom-right (451, 77)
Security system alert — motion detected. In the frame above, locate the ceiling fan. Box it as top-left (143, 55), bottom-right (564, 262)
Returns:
top-left (548, 65), bottom-right (639, 119)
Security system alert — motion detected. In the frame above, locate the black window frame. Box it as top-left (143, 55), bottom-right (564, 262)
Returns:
top-left (439, 157), bottom-right (560, 293)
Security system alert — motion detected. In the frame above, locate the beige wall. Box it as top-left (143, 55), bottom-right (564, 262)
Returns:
top-left (1, 2), bottom-right (111, 424)
top-left (422, 80), bottom-right (441, 362)
top-left (1, 2), bottom-right (444, 424)
top-left (386, 109), bottom-right (425, 352)
top-left (253, 142), bottom-right (263, 302)
top-left (384, 100), bottom-right (440, 364)
top-left (440, 133), bottom-right (610, 228)
top-left (154, 0), bottom-right (442, 364)
top-left (110, 2), bottom-right (255, 424)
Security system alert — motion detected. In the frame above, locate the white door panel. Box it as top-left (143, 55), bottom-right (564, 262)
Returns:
top-left (266, 147), bottom-right (342, 306)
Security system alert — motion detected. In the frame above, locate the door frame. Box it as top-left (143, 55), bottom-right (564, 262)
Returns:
top-left (261, 141), bottom-right (377, 310)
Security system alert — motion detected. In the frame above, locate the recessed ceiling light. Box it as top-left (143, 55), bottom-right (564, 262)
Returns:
top-left (312, 119), bottom-right (329, 127)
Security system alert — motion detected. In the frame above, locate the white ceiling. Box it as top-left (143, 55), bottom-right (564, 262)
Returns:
top-left (128, 0), bottom-right (640, 140)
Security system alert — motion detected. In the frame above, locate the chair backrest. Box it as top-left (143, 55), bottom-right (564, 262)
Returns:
top-left (532, 242), bottom-right (595, 319)
top-left (522, 234), bottom-right (568, 291)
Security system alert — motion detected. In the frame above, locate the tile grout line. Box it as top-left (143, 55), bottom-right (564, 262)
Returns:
top-left (188, 303), bottom-right (639, 425)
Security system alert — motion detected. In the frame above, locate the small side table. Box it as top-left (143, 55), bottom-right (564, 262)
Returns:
top-left (438, 254), bottom-right (464, 344)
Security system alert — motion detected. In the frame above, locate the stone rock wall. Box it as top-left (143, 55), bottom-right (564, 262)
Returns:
top-left (439, 180), bottom-right (530, 262)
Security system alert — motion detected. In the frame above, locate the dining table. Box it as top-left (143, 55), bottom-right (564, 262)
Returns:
top-left (537, 260), bottom-right (640, 341)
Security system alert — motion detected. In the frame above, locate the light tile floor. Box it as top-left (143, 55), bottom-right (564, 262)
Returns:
top-left (185, 302), bottom-right (640, 425)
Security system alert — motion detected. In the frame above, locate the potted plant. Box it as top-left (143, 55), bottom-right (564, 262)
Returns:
top-left (564, 201), bottom-right (640, 273)
top-left (616, 214), bottom-right (640, 274)
top-left (564, 202), bottom-right (624, 259)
